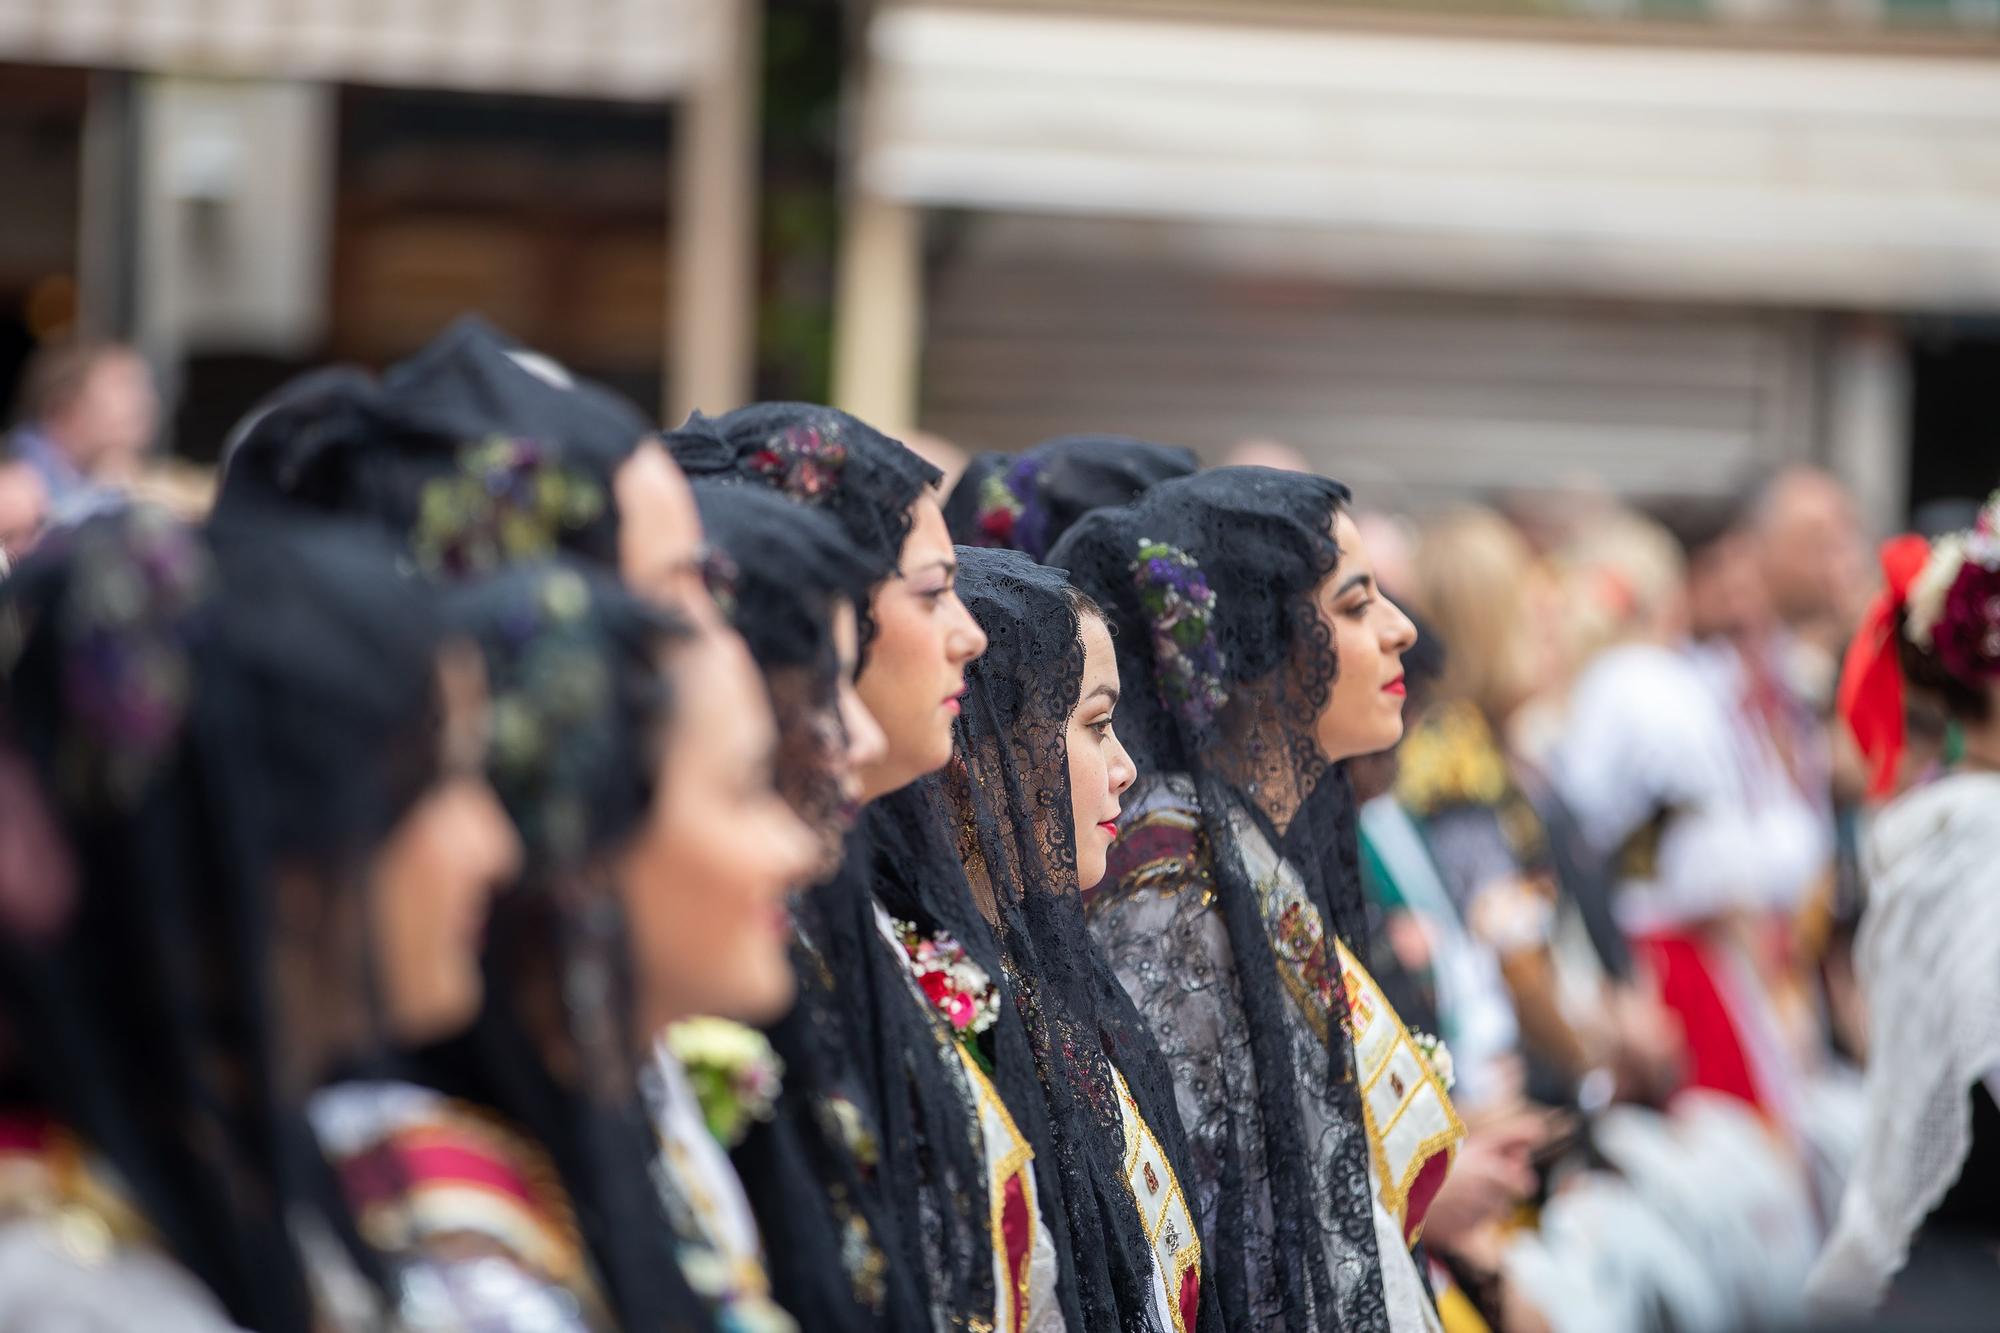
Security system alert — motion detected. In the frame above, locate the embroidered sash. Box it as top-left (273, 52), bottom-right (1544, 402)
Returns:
top-left (955, 1046), bottom-right (1037, 1333)
top-left (1111, 1068), bottom-right (1201, 1333)
top-left (1334, 938), bottom-right (1466, 1243)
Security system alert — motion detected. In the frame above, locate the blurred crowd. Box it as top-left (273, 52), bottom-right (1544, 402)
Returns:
top-left (1, 321), bottom-right (1996, 1333)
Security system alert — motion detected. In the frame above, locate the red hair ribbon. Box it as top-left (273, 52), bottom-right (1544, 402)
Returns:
top-left (1837, 534), bottom-right (1933, 799)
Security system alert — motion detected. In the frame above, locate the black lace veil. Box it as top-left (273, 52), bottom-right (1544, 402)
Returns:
top-left (1048, 466), bottom-right (1390, 1333)
top-left (0, 507), bottom-right (445, 1331)
top-left (947, 546), bottom-right (1219, 1332)
top-left (944, 435), bottom-right (1199, 562)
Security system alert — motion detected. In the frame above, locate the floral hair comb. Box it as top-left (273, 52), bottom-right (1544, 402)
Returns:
top-left (746, 421), bottom-right (848, 501)
top-left (483, 566), bottom-right (616, 870)
top-left (1130, 537), bottom-right (1229, 731)
top-left (1906, 490), bottom-right (2000, 683)
top-left (974, 456), bottom-right (1049, 555)
top-left (412, 437), bottom-right (606, 579)
top-left (975, 469), bottom-right (1026, 546)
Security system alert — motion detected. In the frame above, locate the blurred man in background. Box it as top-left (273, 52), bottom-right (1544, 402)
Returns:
top-left (0, 458), bottom-right (45, 560)
top-left (6, 339), bottom-right (159, 531)
top-left (1755, 464), bottom-right (1870, 706)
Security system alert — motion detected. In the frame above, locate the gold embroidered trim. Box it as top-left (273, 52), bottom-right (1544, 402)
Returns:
top-left (1335, 939), bottom-right (1467, 1237)
top-left (957, 1046), bottom-right (1037, 1333)
top-left (1111, 1067), bottom-right (1202, 1333)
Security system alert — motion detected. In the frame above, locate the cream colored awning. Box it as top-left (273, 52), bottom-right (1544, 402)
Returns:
top-left (858, 3), bottom-right (2000, 309)
top-left (0, 0), bottom-right (725, 100)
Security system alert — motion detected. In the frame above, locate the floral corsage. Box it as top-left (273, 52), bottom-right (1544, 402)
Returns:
top-left (663, 1018), bottom-right (785, 1150)
top-left (1411, 1031), bottom-right (1456, 1093)
top-left (888, 918), bottom-right (1001, 1066)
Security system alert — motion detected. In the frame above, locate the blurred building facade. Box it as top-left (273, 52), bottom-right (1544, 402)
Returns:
top-left (834, 0), bottom-right (2000, 526)
top-left (0, 0), bottom-right (760, 453)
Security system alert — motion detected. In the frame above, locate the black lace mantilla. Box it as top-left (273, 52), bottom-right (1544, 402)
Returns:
top-left (1049, 467), bottom-right (1393, 1333)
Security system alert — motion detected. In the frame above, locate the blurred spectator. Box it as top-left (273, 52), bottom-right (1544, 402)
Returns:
top-left (1401, 506), bottom-right (1676, 1108)
top-left (1352, 609), bottom-right (1524, 1113)
top-left (7, 339), bottom-right (159, 529)
top-left (1754, 465), bottom-right (1870, 706)
top-left (1555, 499), bottom-right (1831, 1128)
top-left (1553, 508), bottom-right (1688, 669)
top-left (1354, 508), bottom-right (1417, 601)
top-left (1223, 437), bottom-right (1310, 472)
top-left (0, 459), bottom-right (47, 560)
top-left (902, 428), bottom-right (970, 495)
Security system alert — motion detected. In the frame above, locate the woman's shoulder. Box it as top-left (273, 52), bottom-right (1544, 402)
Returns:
top-left (0, 1115), bottom-right (243, 1332)
top-left (1095, 773), bottom-right (1212, 911)
top-left (311, 1080), bottom-right (601, 1314)
top-left (0, 1217), bottom-right (246, 1332)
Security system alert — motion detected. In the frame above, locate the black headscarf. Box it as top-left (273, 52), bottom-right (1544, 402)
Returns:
top-left (947, 546), bottom-right (1220, 1332)
top-left (378, 314), bottom-right (653, 476)
top-left (667, 403), bottom-right (939, 656)
top-left (1049, 467), bottom-right (1389, 1333)
top-left (945, 435), bottom-right (1200, 562)
top-left (216, 319), bottom-right (636, 576)
top-left (0, 506), bottom-right (443, 1331)
top-left (413, 561), bottom-right (714, 1332)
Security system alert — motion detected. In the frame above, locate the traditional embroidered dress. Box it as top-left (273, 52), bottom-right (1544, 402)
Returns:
top-left (310, 1080), bottom-right (612, 1332)
top-left (872, 904), bottom-right (1064, 1333)
top-left (1093, 774), bottom-right (1462, 1333)
top-left (651, 1043), bottom-right (797, 1333)
top-left (0, 1112), bottom-right (244, 1332)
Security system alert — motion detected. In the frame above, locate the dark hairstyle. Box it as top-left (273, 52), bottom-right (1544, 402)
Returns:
top-left (694, 482), bottom-right (874, 679)
top-left (1648, 492), bottom-right (1754, 565)
top-left (1897, 604), bottom-right (1994, 726)
top-left (695, 483), bottom-right (877, 859)
top-left (1051, 466), bottom-right (1352, 778)
top-left (377, 315), bottom-right (652, 476)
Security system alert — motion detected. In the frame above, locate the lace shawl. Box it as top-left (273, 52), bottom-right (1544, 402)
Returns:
top-left (1807, 773), bottom-right (2000, 1314)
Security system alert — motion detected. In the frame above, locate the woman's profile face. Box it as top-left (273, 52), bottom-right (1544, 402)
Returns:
top-left (854, 496), bottom-right (988, 802)
top-left (614, 440), bottom-right (722, 628)
top-left (368, 646), bottom-right (523, 1045)
top-left (1065, 612), bottom-right (1138, 893)
top-left (1313, 512), bottom-right (1419, 764)
top-left (618, 630), bottom-right (820, 1031)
